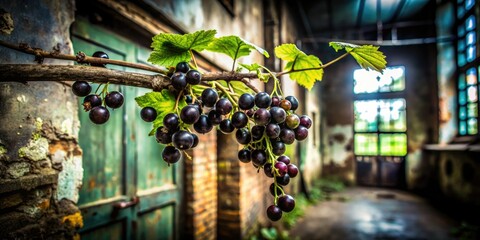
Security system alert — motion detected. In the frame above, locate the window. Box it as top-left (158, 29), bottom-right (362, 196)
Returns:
top-left (353, 67), bottom-right (407, 157)
top-left (456, 0), bottom-right (479, 136)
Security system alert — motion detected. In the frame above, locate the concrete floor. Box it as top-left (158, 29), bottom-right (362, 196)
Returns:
top-left (289, 187), bottom-right (459, 240)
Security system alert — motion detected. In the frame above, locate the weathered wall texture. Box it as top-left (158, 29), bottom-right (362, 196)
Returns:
top-left (431, 2), bottom-right (480, 206)
top-left (0, 0), bottom-right (82, 239)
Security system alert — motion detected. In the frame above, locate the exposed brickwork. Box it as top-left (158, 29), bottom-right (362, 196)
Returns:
top-left (185, 130), bottom-right (218, 240)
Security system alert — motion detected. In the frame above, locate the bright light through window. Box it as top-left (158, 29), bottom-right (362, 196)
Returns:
top-left (353, 66), bottom-right (405, 93)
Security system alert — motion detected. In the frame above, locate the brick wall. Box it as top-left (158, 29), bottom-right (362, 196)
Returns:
top-left (185, 130), bottom-right (218, 240)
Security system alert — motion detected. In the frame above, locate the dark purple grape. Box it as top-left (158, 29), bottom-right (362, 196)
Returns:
top-left (279, 128), bottom-right (295, 144)
top-left (176, 62), bottom-right (190, 73)
top-left (294, 126), bottom-right (309, 141)
top-left (190, 101), bottom-right (203, 115)
top-left (288, 164), bottom-right (299, 178)
top-left (255, 92), bottom-right (272, 108)
top-left (238, 149), bottom-right (251, 163)
top-left (162, 146), bottom-right (181, 164)
top-left (277, 155), bottom-right (290, 165)
top-left (72, 81), bottom-right (91, 97)
top-left (238, 93), bottom-right (255, 110)
top-left (276, 174), bottom-right (290, 186)
top-left (163, 113), bottom-right (180, 130)
top-left (83, 94), bottom-right (102, 111)
top-left (278, 195), bottom-right (295, 212)
top-left (271, 141), bottom-right (286, 156)
top-left (89, 106), bottom-right (110, 124)
top-left (279, 99), bottom-right (292, 111)
top-left (186, 69), bottom-right (201, 85)
top-left (274, 161), bottom-right (288, 177)
top-left (285, 96), bottom-right (299, 111)
top-left (180, 105), bottom-right (200, 124)
top-left (140, 107), bottom-right (157, 122)
top-left (185, 95), bottom-right (193, 104)
top-left (193, 115), bottom-right (213, 134)
top-left (266, 123), bottom-right (281, 139)
top-left (264, 163), bottom-right (274, 178)
top-left (191, 133), bottom-right (199, 148)
top-left (286, 114), bottom-right (300, 129)
top-left (215, 98), bottom-right (233, 115)
top-left (91, 51), bottom-right (109, 67)
top-left (271, 96), bottom-right (281, 107)
top-left (171, 72), bottom-right (187, 90)
top-left (246, 109), bottom-right (255, 118)
top-left (235, 128), bottom-right (251, 145)
top-left (266, 205), bottom-right (282, 221)
top-left (254, 108), bottom-right (271, 126)
top-left (300, 115), bottom-right (312, 129)
top-left (270, 107), bottom-right (286, 124)
top-left (251, 149), bottom-right (267, 166)
top-left (105, 91), bottom-right (124, 109)
top-left (251, 125), bottom-right (265, 141)
top-left (208, 110), bottom-right (223, 125)
top-left (269, 183), bottom-right (284, 196)
top-left (201, 88), bottom-right (218, 107)
top-left (219, 119), bottom-right (235, 134)
top-left (155, 126), bottom-right (173, 144)
top-left (231, 111), bottom-right (248, 129)
top-left (172, 130), bottom-right (194, 150)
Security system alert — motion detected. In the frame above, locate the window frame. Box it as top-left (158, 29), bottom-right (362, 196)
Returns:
top-left (353, 67), bottom-right (408, 157)
top-left (455, 0), bottom-right (480, 141)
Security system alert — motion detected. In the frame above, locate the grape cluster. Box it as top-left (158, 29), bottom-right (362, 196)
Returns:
top-left (233, 92), bottom-right (312, 221)
top-left (139, 62), bottom-right (204, 164)
top-left (71, 51), bottom-right (125, 124)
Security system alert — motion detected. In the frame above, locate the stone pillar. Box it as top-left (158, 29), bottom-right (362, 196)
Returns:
top-left (0, 1), bottom-right (82, 239)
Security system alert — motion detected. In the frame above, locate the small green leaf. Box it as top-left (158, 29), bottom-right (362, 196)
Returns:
top-left (329, 42), bottom-right (387, 72)
top-left (275, 43), bottom-right (323, 90)
top-left (217, 80), bottom-right (254, 95)
top-left (207, 36), bottom-right (269, 60)
top-left (135, 90), bottom-right (186, 135)
top-left (260, 228), bottom-right (277, 240)
top-left (149, 30), bottom-right (216, 67)
top-left (239, 63), bottom-right (262, 71)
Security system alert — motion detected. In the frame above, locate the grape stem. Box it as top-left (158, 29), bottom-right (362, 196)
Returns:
top-left (276, 52), bottom-right (350, 77)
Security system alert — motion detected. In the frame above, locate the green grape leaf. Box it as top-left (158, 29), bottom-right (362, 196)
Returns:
top-left (329, 42), bottom-right (387, 72)
top-left (274, 43), bottom-right (323, 90)
top-left (217, 80), bottom-right (254, 95)
top-left (135, 90), bottom-right (187, 135)
top-left (207, 36), bottom-right (269, 60)
top-left (148, 30), bottom-right (217, 67)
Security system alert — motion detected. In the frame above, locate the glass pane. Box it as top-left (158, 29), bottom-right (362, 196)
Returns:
top-left (354, 100), bottom-right (378, 132)
top-left (379, 134), bottom-right (407, 156)
top-left (458, 38), bottom-right (466, 51)
top-left (353, 66), bottom-right (405, 93)
top-left (468, 118), bottom-right (478, 134)
top-left (467, 86), bottom-right (478, 102)
top-left (465, 0), bottom-right (474, 10)
top-left (460, 106), bottom-right (467, 119)
top-left (459, 73), bottom-right (466, 90)
top-left (458, 23), bottom-right (465, 37)
top-left (459, 120), bottom-right (467, 135)
top-left (466, 15), bottom-right (476, 31)
top-left (457, 6), bottom-right (465, 19)
top-left (458, 53), bottom-right (466, 66)
top-left (467, 46), bottom-right (476, 62)
top-left (467, 103), bottom-right (477, 117)
top-left (466, 68), bottom-right (477, 85)
top-left (467, 32), bottom-right (476, 45)
top-left (459, 90), bottom-right (467, 105)
top-left (354, 133), bottom-right (378, 155)
top-left (378, 99), bottom-right (406, 132)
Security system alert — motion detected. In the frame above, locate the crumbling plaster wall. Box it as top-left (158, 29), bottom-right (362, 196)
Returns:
top-left (0, 0), bottom-right (83, 239)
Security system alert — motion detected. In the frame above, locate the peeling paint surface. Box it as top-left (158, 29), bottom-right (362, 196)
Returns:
top-left (57, 155), bottom-right (83, 203)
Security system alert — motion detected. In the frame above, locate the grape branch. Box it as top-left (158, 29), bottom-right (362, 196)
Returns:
top-left (0, 29), bottom-right (386, 222)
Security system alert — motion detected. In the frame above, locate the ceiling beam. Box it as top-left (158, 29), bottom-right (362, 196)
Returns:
top-left (391, 0), bottom-right (407, 22)
top-left (356, 0), bottom-right (366, 28)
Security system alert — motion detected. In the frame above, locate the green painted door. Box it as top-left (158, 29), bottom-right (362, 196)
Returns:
top-left (72, 18), bottom-right (183, 240)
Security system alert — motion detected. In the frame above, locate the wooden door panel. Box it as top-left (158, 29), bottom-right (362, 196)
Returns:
top-left (137, 205), bottom-right (175, 240)
top-left (81, 220), bottom-right (127, 240)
